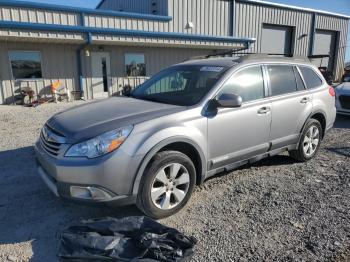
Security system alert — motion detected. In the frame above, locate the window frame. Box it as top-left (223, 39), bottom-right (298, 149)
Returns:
top-left (265, 64), bottom-right (301, 97)
top-left (263, 63), bottom-right (312, 98)
top-left (124, 52), bottom-right (146, 77)
top-left (8, 50), bottom-right (43, 80)
top-left (213, 64), bottom-right (268, 105)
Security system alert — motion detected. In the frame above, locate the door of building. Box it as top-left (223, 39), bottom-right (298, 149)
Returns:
top-left (91, 52), bottom-right (111, 98)
top-left (313, 30), bottom-right (337, 72)
top-left (261, 24), bottom-right (294, 55)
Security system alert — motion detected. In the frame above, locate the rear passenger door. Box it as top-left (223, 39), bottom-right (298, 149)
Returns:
top-left (266, 64), bottom-right (312, 150)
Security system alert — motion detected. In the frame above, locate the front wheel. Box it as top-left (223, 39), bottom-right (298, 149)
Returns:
top-left (136, 151), bottom-right (196, 219)
top-left (289, 119), bottom-right (322, 162)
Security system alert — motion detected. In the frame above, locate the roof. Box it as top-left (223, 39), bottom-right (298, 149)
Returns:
top-left (96, 0), bottom-right (350, 19)
top-left (95, 0), bottom-right (105, 9)
top-left (240, 0), bottom-right (350, 19)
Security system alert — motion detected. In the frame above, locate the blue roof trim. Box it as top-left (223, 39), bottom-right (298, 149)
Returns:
top-left (0, 21), bottom-right (256, 44)
top-left (0, 0), bottom-right (172, 21)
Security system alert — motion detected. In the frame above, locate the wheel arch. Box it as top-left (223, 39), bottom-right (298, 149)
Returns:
top-left (131, 136), bottom-right (207, 195)
top-left (298, 110), bottom-right (327, 149)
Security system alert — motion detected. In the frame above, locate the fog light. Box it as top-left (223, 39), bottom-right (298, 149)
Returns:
top-left (70, 186), bottom-right (113, 201)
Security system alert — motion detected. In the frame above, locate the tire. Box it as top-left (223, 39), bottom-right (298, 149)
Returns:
top-left (289, 119), bottom-right (323, 162)
top-left (136, 151), bottom-right (196, 219)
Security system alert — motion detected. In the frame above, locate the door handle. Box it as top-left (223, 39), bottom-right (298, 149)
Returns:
top-left (257, 106), bottom-right (271, 114)
top-left (300, 97), bottom-right (311, 104)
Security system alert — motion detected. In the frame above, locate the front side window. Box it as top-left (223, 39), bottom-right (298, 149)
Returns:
top-left (267, 65), bottom-right (297, 96)
top-left (125, 53), bottom-right (146, 77)
top-left (9, 51), bottom-right (42, 79)
top-left (298, 66), bottom-right (323, 89)
top-left (218, 66), bottom-right (265, 103)
top-left (132, 65), bottom-right (228, 106)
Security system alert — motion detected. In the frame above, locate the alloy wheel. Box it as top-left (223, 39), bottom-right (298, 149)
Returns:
top-left (150, 163), bottom-right (190, 210)
top-left (303, 125), bottom-right (320, 157)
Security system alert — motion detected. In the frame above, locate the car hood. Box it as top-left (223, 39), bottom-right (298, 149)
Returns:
top-left (336, 83), bottom-right (350, 94)
top-left (46, 97), bottom-right (184, 143)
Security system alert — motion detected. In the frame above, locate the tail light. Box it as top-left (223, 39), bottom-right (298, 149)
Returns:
top-left (329, 87), bottom-right (335, 97)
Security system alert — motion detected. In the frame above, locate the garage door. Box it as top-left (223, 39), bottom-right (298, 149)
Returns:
top-left (313, 30), bottom-right (337, 71)
top-left (261, 24), bottom-right (293, 55)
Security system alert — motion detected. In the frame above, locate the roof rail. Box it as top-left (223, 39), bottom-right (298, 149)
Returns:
top-left (189, 45), bottom-right (250, 60)
top-left (190, 50), bottom-right (331, 63)
top-left (238, 53), bottom-right (309, 62)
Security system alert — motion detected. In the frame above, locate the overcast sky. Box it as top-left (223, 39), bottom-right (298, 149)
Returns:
top-left (19, 0), bottom-right (350, 62)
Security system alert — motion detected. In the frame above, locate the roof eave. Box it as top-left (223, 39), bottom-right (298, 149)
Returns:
top-left (0, 21), bottom-right (256, 45)
top-left (239, 0), bottom-right (350, 19)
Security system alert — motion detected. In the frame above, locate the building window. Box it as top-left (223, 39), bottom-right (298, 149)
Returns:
top-left (9, 51), bottom-right (43, 79)
top-left (125, 53), bottom-right (146, 77)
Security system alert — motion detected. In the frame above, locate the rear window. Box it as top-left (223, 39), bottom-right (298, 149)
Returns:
top-left (267, 65), bottom-right (297, 96)
top-left (299, 66), bottom-right (323, 89)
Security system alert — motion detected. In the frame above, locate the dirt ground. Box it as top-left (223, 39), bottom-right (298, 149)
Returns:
top-left (0, 101), bottom-right (349, 262)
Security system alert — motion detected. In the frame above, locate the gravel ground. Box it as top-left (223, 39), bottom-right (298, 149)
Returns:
top-left (0, 101), bottom-right (349, 262)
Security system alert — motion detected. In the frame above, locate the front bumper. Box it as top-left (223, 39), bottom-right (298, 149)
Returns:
top-left (34, 141), bottom-right (140, 206)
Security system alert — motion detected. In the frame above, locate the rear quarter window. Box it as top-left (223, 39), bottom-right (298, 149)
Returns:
top-left (298, 66), bottom-right (323, 89)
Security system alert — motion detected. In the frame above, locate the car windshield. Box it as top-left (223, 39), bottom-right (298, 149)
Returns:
top-left (131, 65), bottom-right (228, 106)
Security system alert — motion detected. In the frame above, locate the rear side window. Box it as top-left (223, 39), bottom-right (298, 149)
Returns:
top-left (267, 65), bottom-right (297, 96)
top-left (299, 66), bottom-right (323, 89)
top-left (218, 66), bottom-right (264, 103)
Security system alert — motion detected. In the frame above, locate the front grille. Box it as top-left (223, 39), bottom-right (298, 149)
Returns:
top-left (39, 125), bottom-right (65, 157)
top-left (339, 95), bottom-right (350, 110)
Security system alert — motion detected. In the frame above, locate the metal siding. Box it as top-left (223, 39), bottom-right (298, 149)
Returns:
top-left (164, 0), bottom-right (231, 36)
top-left (235, 1), bottom-right (348, 81)
top-left (236, 2), bottom-right (308, 55)
top-left (0, 42), bottom-right (78, 104)
top-left (0, 6), bottom-right (80, 25)
top-left (98, 0), bottom-right (168, 16)
top-left (0, 0), bottom-right (228, 37)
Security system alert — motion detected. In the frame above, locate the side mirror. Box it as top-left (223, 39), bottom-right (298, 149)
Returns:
top-left (216, 93), bottom-right (242, 108)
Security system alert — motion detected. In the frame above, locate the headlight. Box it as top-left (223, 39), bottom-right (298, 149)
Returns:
top-left (65, 126), bottom-right (133, 158)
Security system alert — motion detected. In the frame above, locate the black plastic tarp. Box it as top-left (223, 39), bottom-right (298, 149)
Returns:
top-left (58, 216), bottom-right (197, 262)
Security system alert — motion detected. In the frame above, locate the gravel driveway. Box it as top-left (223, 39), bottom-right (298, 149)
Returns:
top-left (0, 101), bottom-right (349, 262)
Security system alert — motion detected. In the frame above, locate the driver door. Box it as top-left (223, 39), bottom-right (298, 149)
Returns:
top-left (207, 65), bottom-right (272, 170)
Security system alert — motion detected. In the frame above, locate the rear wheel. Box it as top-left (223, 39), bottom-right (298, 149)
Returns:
top-left (136, 151), bottom-right (196, 219)
top-left (289, 119), bottom-right (322, 162)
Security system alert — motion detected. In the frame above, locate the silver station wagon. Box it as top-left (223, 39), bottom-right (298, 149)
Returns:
top-left (35, 55), bottom-right (336, 218)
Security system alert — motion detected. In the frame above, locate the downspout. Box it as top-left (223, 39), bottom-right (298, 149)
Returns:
top-left (231, 0), bottom-right (236, 37)
top-left (76, 12), bottom-right (92, 99)
top-left (308, 13), bottom-right (316, 56)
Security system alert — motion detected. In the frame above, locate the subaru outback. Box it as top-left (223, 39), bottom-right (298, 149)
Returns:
top-left (35, 55), bottom-right (336, 218)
